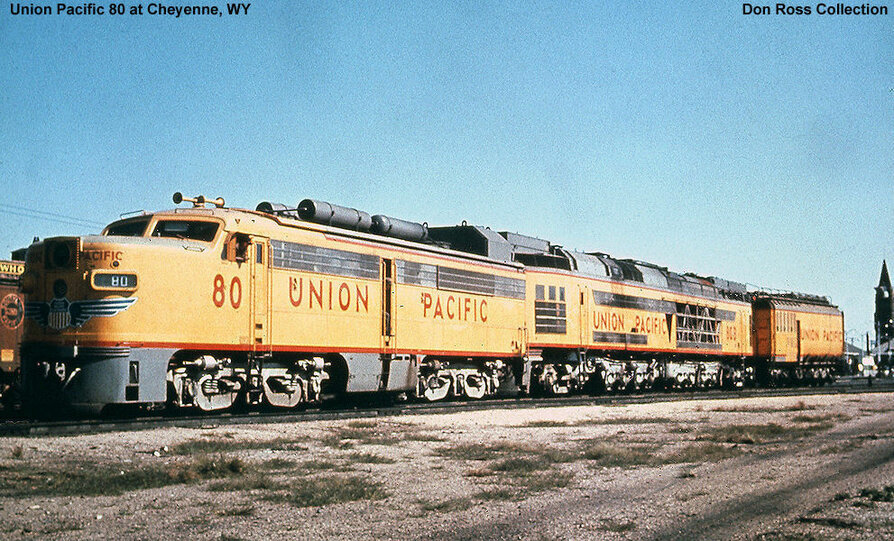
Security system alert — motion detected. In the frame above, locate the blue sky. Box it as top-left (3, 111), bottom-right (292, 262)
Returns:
top-left (1, 2), bottom-right (891, 342)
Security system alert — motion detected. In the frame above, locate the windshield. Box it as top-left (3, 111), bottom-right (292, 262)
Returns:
top-left (151, 220), bottom-right (219, 242)
top-left (105, 218), bottom-right (150, 237)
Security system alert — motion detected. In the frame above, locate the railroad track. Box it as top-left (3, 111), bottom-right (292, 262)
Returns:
top-left (1, 377), bottom-right (891, 437)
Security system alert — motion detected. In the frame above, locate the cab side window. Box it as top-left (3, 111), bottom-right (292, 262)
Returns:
top-left (222, 233), bottom-right (252, 263)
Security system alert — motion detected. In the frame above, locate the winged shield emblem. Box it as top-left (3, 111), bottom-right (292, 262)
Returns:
top-left (25, 297), bottom-right (138, 330)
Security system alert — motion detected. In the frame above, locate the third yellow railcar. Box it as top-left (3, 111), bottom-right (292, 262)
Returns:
top-left (752, 293), bottom-right (844, 383)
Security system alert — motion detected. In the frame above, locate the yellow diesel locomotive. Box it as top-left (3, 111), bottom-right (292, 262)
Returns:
top-left (19, 194), bottom-right (844, 414)
top-left (21, 195), bottom-right (526, 413)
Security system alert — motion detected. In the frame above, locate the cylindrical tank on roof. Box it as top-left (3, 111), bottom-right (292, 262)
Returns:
top-left (371, 215), bottom-right (429, 242)
top-left (296, 199), bottom-right (372, 232)
top-left (255, 201), bottom-right (300, 219)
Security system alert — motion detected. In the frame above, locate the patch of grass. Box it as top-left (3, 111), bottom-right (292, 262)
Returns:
top-left (754, 532), bottom-right (820, 541)
top-left (329, 424), bottom-right (405, 446)
top-left (183, 515), bottom-right (212, 528)
top-left (676, 490), bottom-right (709, 502)
top-left (435, 440), bottom-right (578, 467)
top-left (475, 488), bottom-right (520, 501)
top-left (41, 522), bottom-right (85, 535)
top-left (520, 420), bottom-right (568, 427)
top-left (320, 434), bottom-right (355, 449)
top-left (264, 475), bottom-right (388, 507)
top-left (464, 467), bottom-right (494, 478)
top-left (515, 471), bottom-right (574, 491)
top-left (599, 519), bottom-right (636, 533)
top-left (400, 430), bottom-right (445, 442)
top-left (574, 416), bottom-right (677, 426)
top-left (346, 420), bottom-right (378, 429)
top-left (170, 455), bottom-right (247, 482)
top-left (420, 496), bottom-right (475, 513)
top-left (173, 437), bottom-right (307, 455)
top-left (582, 440), bottom-right (739, 469)
top-left (582, 442), bottom-right (654, 468)
top-left (798, 516), bottom-right (861, 529)
top-left (791, 413), bottom-right (849, 423)
top-left (344, 452), bottom-right (396, 464)
top-left (860, 486), bottom-right (894, 502)
top-left (832, 492), bottom-right (851, 501)
top-left (699, 423), bottom-right (786, 444)
top-left (219, 504), bottom-right (255, 517)
top-left (490, 457), bottom-right (550, 475)
top-left (0, 455), bottom-right (247, 498)
top-left (820, 440), bottom-right (863, 454)
top-left (712, 400), bottom-right (814, 413)
top-left (435, 441), bottom-right (531, 461)
top-left (387, 422), bottom-right (446, 442)
top-left (660, 443), bottom-right (742, 464)
top-left (779, 400), bottom-right (812, 411)
top-left (537, 447), bottom-right (579, 463)
top-left (208, 473), bottom-right (284, 492)
top-left (255, 458), bottom-right (297, 471)
top-left (788, 422), bottom-right (835, 438)
top-left (297, 459), bottom-right (347, 473)
top-left (698, 421), bottom-right (833, 444)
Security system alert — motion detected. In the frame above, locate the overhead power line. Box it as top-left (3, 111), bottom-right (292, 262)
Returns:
top-left (0, 204), bottom-right (107, 229)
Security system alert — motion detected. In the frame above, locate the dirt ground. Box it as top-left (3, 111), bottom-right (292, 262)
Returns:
top-left (1, 392), bottom-right (893, 540)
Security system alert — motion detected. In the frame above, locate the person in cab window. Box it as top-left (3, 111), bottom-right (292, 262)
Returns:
top-left (235, 235), bottom-right (250, 263)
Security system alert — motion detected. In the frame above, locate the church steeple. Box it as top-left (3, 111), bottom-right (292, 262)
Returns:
top-left (880, 260), bottom-right (891, 290)
top-left (876, 260), bottom-right (893, 345)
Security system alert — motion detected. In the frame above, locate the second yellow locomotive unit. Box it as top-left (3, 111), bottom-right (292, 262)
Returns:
top-left (20, 194), bottom-right (844, 414)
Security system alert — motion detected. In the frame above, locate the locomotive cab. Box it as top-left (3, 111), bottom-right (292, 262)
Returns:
top-left (19, 201), bottom-right (250, 414)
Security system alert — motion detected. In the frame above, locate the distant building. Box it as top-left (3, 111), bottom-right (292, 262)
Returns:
top-left (844, 342), bottom-right (864, 373)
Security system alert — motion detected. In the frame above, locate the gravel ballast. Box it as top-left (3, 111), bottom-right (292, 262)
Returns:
top-left (1, 392), bottom-right (892, 540)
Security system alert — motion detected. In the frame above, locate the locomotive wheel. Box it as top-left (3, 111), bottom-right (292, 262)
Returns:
top-left (464, 374), bottom-right (486, 399)
top-left (192, 375), bottom-right (238, 411)
top-left (262, 374), bottom-right (304, 408)
top-left (423, 375), bottom-right (451, 401)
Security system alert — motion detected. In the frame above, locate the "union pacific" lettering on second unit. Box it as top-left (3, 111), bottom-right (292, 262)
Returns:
top-left (593, 311), bottom-right (669, 335)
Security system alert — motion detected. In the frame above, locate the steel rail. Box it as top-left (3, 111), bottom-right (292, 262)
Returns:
top-left (1, 377), bottom-right (891, 437)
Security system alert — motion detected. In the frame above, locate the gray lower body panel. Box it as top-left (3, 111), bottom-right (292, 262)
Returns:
top-left (343, 353), bottom-right (417, 393)
top-left (22, 345), bottom-right (174, 412)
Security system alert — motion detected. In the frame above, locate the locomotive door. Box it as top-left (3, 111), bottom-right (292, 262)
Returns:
top-left (381, 258), bottom-right (395, 351)
top-left (579, 284), bottom-right (589, 346)
top-left (250, 236), bottom-right (271, 352)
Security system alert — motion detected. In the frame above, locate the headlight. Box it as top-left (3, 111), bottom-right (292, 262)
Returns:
top-left (45, 239), bottom-right (79, 269)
